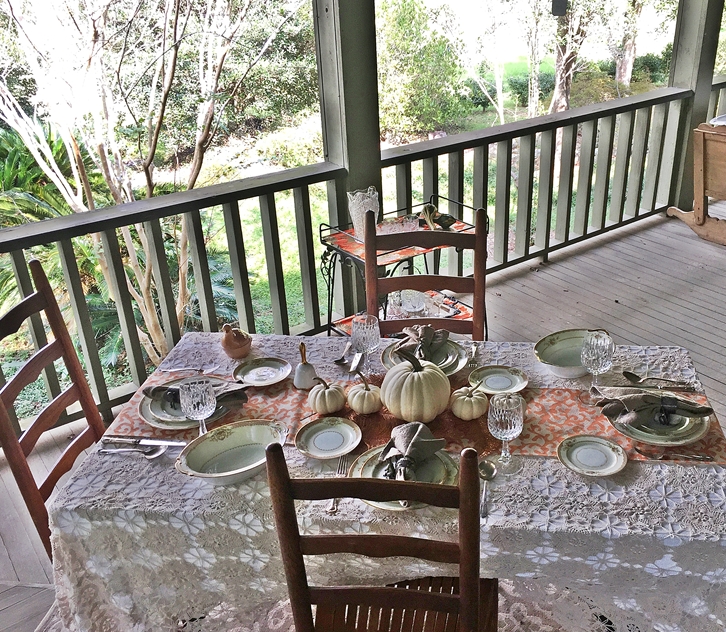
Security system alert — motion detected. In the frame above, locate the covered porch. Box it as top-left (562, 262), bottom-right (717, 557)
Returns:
top-left (3, 201), bottom-right (726, 629)
top-left (1, 0), bottom-right (726, 628)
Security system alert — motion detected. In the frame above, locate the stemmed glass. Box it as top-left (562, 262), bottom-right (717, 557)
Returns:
top-left (580, 330), bottom-right (615, 399)
top-left (351, 314), bottom-right (381, 375)
top-left (179, 377), bottom-right (217, 437)
top-left (484, 393), bottom-right (525, 476)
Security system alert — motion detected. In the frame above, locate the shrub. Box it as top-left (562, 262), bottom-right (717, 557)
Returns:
top-left (506, 72), bottom-right (556, 107)
top-left (464, 77), bottom-right (498, 111)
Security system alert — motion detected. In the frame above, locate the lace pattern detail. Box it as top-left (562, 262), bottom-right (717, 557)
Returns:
top-left (50, 334), bottom-right (725, 631)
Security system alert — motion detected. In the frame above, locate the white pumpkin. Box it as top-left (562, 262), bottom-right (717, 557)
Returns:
top-left (380, 350), bottom-right (450, 423)
top-left (449, 387), bottom-right (489, 420)
top-left (347, 372), bottom-right (382, 415)
top-left (307, 378), bottom-right (346, 414)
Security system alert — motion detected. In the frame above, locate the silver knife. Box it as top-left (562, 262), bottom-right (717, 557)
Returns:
top-left (102, 436), bottom-right (188, 448)
top-left (349, 352), bottom-right (364, 373)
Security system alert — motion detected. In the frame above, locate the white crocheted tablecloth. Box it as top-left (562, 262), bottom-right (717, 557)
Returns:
top-left (49, 333), bottom-right (726, 631)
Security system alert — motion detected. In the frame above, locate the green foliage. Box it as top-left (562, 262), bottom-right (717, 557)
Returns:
top-left (376, 0), bottom-right (471, 138)
top-left (632, 52), bottom-right (669, 84)
top-left (506, 72), bottom-right (556, 106)
top-left (254, 114), bottom-right (323, 168)
top-left (0, 127), bottom-right (71, 222)
top-left (464, 78), bottom-right (497, 111)
top-left (569, 69), bottom-right (621, 108)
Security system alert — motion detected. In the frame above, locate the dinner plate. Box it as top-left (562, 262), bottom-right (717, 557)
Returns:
top-left (469, 365), bottom-right (529, 394)
top-left (348, 445), bottom-right (458, 511)
top-left (139, 394), bottom-right (228, 431)
top-left (610, 411), bottom-right (712, 446)
top-left (295, 417), bottom-right (362, 460)
top-left (233, 357), bottom-right (292, 387)
top-left (381, 340), bottom-right (467, 376)
top-left (557, 435), bottom-right (627, 477)
top-left (140, 378), bottom-right (229, 428)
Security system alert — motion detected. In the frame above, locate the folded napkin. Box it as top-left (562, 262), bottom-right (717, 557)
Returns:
top-left (594, 386), bottom-right (712, 428)
top-left (392, 324), bottom-right (449, 362)
top-left (143, 380), bottom-right (249, 408)
top-left (379, 422), bottom-right (446, 508)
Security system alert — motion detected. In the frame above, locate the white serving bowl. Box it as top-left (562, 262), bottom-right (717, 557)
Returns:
top-left (534, 329), bottom-right (592, 378)
top-left (175, 419), bottom-right (287, 485)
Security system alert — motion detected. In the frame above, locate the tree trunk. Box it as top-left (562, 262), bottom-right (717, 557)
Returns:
top-left (616, 35), bottom-right (637, 86)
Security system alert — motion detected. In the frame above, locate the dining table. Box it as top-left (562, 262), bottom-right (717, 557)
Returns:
top-left (48, 332), bottom-right (726, 632)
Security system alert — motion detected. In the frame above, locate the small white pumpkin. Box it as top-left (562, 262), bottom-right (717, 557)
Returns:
top-left (307, 377), bottom-right (346, 414)
top-left (449, 387), bottom-right (489, 421)
top-left (380, 349), bottom-right (450, 423)
top-left (347, 372), bottom-right (382, 415)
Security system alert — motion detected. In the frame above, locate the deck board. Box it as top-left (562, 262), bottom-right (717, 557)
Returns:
top-left (1, 206), bottom-right (726, 628)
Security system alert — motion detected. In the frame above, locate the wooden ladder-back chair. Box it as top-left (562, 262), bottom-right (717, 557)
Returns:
top-left (0, 259), bottom-right (105, 558)
top-left (266, 443), bottom-right (498, 632)
top-left (364, 208), bottom-right (488, 340)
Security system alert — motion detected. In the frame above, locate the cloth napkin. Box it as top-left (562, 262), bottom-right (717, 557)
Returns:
top-left (392, 325), bottom-right (449, 362)
top-left (594, 386), bottom-right (712, 428)
top-left (379, 422), bottom-right (446, 508)
top-left (143, 380), bottom-right (249, 408)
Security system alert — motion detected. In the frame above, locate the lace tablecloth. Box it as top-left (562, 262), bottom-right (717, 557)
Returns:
top-left (49, 334), bottom-right (726, 631)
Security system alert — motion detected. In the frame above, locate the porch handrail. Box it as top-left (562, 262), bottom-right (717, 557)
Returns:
top-left (0, 162), bottom-right (347, 253)
top-left (381, 87), bottom-right (693, 167)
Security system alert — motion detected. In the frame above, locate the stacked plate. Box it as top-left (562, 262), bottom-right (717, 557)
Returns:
top-left (610, 410), bottom-right (711, 446)
top-left (381, 340), bottom-right (468, 376)
top-left (139, 377), bottom-right (228, 430)
top-left (348, 445), bottom-right (458, 511)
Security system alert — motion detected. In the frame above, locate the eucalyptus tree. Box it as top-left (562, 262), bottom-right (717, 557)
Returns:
top-left (0, 0), bottom-right (309, 364)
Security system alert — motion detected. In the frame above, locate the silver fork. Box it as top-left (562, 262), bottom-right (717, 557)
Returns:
top-left (467, 342), bottom-right (479, 369)
top-left (326, 454), bottom-right (350, 514)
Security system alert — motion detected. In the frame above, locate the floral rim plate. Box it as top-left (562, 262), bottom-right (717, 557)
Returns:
top-left (348, 445), bottom-right (458, 511)
top-left (139, 378), bottom-right (228, 430)
top-left (469, 365), bottom-right (529, 394)
top-left (295, 417), bottom-right (362, 460)
top-left (381, 340), bottom-right (467, 376)
top-left (610, 412), bottom-right (711, 447)
top-left (233, 357), bottom-right (292, 387)
top-left (557, 435), bottom-right (627, 477)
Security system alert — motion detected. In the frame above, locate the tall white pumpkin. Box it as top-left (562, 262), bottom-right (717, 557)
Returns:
top-left (380, 350), bottom-right (450, 423)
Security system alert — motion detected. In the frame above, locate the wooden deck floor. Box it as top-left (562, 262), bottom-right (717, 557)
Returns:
top-left (2, 206), bottom-right (726, 628)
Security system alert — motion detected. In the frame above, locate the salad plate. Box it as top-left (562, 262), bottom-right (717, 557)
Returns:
top-left (295, 417), bottom-right (362, 460)
top-left (557, 435), bottom-right (627, 476)
top-left (233, 357), bottom-right (291, 387)
top-left (348, 445), bottom-right (458, 511)
top-left (469, 365), bottom-right (528, 394)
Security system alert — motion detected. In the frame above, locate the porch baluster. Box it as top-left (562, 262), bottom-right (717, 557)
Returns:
top-left (574, 119), bottom-right (598, 236)
top-left (223, 200), bottom-right (256, 334)
top-left (625, 106), bottom-right (653, 218)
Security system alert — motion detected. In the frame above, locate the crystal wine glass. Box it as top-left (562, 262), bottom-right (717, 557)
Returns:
top-left (485, 393), bottom-right (525, 476)
top-left (351, 314), bottom-right (381, 375)
top-left (179, 377), bottom-right (217, 437)
top-left (581, 330), bottom-right (615, 391)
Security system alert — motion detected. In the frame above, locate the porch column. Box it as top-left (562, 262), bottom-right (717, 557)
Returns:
top-left (314, 0), bottom-right (383, 317)
top-left (668, 0), bottom-right (725, 209)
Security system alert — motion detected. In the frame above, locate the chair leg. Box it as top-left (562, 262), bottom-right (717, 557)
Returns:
top-left (479, 578), bottom-right (498, 632)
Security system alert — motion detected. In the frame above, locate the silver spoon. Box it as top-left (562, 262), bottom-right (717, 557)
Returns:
top-left (622, 371), bottom-right (689, 387)
top-left (633, 446), bottom-right (713, 462)
top-left (478, 459), bottom-right (497, 518)
top-left (99, 445), bottom-right (168, 460)
top-left (333, 341), bottom-right (353, 365)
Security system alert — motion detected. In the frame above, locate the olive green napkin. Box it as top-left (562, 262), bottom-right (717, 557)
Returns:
top-left (392, 324), bottom-right (449, 362)
top-left (594, 386), bottom-right (712, 428)
top-left (379, 422), bottom-right (446, 507)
